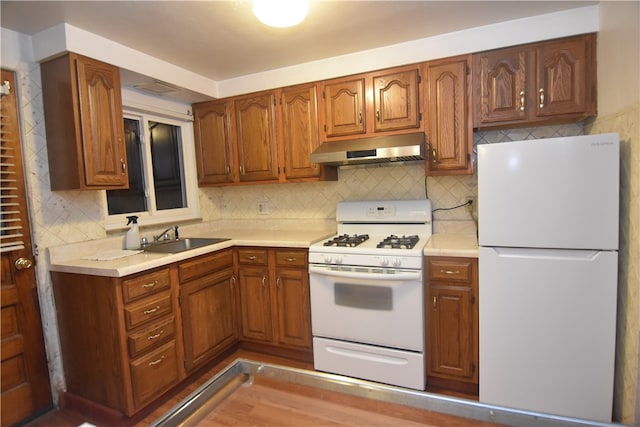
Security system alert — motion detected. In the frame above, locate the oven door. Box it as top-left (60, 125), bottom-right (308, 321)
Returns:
top-left (309, 264), bottom-right (424, 351)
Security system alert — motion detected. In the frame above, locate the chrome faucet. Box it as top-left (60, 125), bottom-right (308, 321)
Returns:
top-left (154, 225), bottom-right (179, 242)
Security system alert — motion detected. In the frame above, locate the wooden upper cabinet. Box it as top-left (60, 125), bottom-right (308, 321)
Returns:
top-left (234, 92), bottom-right (279, 182)
top-left (425, 56), bottom-right (473, 175)
top-left (474, 33), bottom-right (596, 128)
top-left (321, 65), bottom-right (422, 140)
top-left (192, 100), bottom-right (235, 185)
top-left (373, 68), bottom-right (421, 132)
top-left (322, 77), bottom-right (366, 138)
top-left (474, 47), bottom-right (528, 125)
top-left (41, 53), bottom-right (128, 190)
top-left (280, 84), bottom-right (321, 179)
top-left (535, 35), bottom-right (596, 117)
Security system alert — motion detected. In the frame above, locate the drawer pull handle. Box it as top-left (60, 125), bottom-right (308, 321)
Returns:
top-left (148, 355), bottom-right (165, 366)
top-left (276, 277), bottom-right (281, 289)
top-left (143, 306), bottom-right (160, 315)
top-left (262, 275), bottom-right (267, 288)
top-left (286, 257), bottom-right (296, 262)
top-left (147, 330), bottom-right (164, 340)
top-left (440, 269), bottom-right (460, 275)
top-left (519, 90), bottom-right (525, 111)
top-left (142, 281), bottom-right (158, 289)
top-left (247, 255), bottom-right (257, 261)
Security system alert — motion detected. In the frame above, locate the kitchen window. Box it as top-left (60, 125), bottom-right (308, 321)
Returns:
top-left (104, 110), bottom-right (199, 230)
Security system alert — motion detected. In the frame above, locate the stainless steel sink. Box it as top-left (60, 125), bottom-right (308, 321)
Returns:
top-left (143, 237), bottom-right (230, 253)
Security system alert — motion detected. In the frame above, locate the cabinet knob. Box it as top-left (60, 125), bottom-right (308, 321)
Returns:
top-left (120, 159), bottom-right (126, 174)
top-left (376, 110), bottom-right (380, 122)
top-left (432, 296), bottom-right (437, 308)
top-left (261, 275), bottom-right (267, 288)
top-left (431, 147), bottom-right (437, 163)
top-left (14, 257), bottom-right (33, 270)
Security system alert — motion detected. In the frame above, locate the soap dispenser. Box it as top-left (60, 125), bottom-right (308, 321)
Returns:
top-left (125, 216), bottom-right (140, 250)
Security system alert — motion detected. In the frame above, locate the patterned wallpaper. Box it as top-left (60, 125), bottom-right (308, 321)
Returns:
top-left (587, 104), bottom-right (640, 424)
top-left (12, 57), bottom-right (639, 423)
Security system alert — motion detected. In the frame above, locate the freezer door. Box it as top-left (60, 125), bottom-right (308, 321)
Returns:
top-left (479, 246), bottom-right (617, 422)
top-left (478, 133), bottom-right (619, 250)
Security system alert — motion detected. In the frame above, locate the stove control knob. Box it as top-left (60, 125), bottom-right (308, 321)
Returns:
top-left (324, 255), bottom-right (333, 264)
top-left (392, 258), bottom-right (402, 267)
top-left (335, 256), bottom-right (343, 264)
top-left (380, 257), bottom-right (389, 266)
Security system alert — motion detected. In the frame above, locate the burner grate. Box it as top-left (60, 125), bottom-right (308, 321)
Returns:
top-left (376, 235), bottom-right (420, 249)
top-left (323, 234), bottom-right (370, 247)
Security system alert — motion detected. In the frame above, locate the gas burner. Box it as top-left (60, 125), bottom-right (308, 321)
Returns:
top-left (324, 234), bottom-right (370, 247)
top-left (376, 235), bottom-right (420, 249)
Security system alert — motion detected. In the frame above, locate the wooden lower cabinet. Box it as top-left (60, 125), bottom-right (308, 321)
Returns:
top-left (178, 249), bottom-right (238, 373)
top-left (237, 248), bottom-right (311, 354)
top-left (425, 256), bottom-right (478, 393)
top-left (51, 246), bottom-right (312, 418)
top-left (52, 267), bottom-right (183, 416)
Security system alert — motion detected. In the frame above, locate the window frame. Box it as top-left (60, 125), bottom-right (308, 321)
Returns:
top-left (104, 108), bottom-right (200, 231)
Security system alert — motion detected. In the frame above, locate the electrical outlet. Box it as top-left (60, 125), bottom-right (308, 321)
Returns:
top-left (466, 196), bottom-right (476, 213)
top-left (257, 200), bottom-right (272, 215)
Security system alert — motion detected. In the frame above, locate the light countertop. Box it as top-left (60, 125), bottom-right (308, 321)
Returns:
top-left (423, 233), bottom-right (478, 258)
top-left (48, 224), bottom-right (336, 278)
top-left (48, 221), bottom-right (478, 278)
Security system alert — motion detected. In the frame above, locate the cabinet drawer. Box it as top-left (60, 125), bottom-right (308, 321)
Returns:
top-left (275, 249), bottom-right (307, 268)
top-left (427, 258), bottom-right (473, 283)
top-left (237, 248), bottom-right (268, 265)
top-left (127, 316), bottom-right (175, 358)
top-left (179, 249), bottom-right (233, 283)
top-left (122, 268), bottom-right (171, 303)
top-left (130, 340), bottom-right (180, 408)
top-left (124, 292), bottom-right (173, 330)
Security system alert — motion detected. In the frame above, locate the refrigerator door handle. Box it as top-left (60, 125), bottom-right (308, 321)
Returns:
top-left (489, 247), bottom-right (611, 261)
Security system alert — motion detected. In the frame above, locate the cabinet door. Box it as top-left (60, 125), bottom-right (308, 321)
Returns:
top-left (425, 57), bottom-right (472, 175)
top-left (373, 68), bottom-right (421, 132)
top-left (281, 84), bottom-right (321, 179)
top-left (274, 267), bottom-right (311, 349)
top-left (474, 47), bottom-right (529, 126)
top-left (238, 265), bottom-right (273, 342)
top-left (181, 267), bottom-right (238, 372)
top-left (75, 55), bottom-right (128, 187)
top-left (323, 77), bottom-right (366, 137)
top-left (234, 93), bottom-right (279, 182)
top-left (427, 286), bottom-right (475, 380)
top-left (192, 100), bottom-right (235, 184)
top-left (535, 34), bottom-right (596, 118)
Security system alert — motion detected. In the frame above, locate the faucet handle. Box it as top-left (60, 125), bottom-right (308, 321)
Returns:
top-left (174, 226), bottom-right (179, 240)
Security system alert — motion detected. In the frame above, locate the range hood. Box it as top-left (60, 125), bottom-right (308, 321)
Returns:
top-left (310, 132), bottom-right (425, 166)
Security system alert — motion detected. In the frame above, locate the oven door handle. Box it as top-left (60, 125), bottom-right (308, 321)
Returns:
top-left (309, 265), bottom-right (421, 281)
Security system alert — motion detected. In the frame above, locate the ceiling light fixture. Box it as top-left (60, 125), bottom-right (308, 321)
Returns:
top-left (253, 0), bottom-right (309, 28)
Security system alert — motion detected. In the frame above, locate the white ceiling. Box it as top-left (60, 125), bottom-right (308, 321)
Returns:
top-left (1, 1), bottom-right (596, 101)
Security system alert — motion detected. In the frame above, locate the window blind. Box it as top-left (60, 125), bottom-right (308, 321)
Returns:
top-left (1, 73), bottom-right (26, 253)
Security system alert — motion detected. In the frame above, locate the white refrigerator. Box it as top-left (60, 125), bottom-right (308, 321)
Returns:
top-left (477, 133), bottom-right (619, 422)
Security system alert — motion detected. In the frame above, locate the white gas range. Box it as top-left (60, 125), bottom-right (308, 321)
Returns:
top-left (308, 199), bottom-right (432, 390)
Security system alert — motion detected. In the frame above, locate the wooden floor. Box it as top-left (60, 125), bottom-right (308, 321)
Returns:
top-left (24, 350), bottom-right (492, 427)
